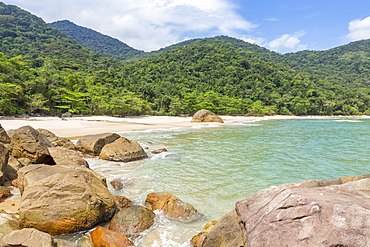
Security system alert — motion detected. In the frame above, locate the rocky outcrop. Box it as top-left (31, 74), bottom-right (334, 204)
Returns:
top-left (48, 147), bottom-right (89, 168)
top-left (90, 226), bottom-right (135, 247)
top-left (109, 205), bottom-right (155, 238)
top-left (11, 126), bottom-right (55, 165)
top-left (99, 137), bottom-right (148, 162)
top-left (145, 191), bottom-right (204, 222)
top-left (1, 228), bottom-right (56, 247)
top-left (38, 128), bottom-right (75, 150)
top-left (231, 175), bottom-right (370, 247)
top-left (76, 133), bottom-right (120, 155)
top-left (191, 109), bottom-right (224, 123)
top-left (18, 164), bottom-right (115, 235)
top-left (0, 143), bottom-right (9, 185)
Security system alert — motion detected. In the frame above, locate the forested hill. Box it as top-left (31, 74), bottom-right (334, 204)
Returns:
top-left (0, 2), bottom-right (370, 117)
top-left (0, 2), bottom-right (117, 69)
top-left (49, 20), bottom-right (144, 61)
top-left (277, 39), bottom-right (370, 85)
top-left (47, 19), bottom-right (370, 87)
top-left (117, 40), bottom-right (370, 116)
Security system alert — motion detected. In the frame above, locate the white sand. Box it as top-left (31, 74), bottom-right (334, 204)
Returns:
top-left (1, 115), bottom-right (368, 139)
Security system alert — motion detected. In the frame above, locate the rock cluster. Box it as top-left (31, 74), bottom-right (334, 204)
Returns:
top-left (0, 124), bottom-right (205, 246)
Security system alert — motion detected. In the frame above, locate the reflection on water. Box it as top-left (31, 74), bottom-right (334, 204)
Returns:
top-left (87, 119), bottom-right (370, 246)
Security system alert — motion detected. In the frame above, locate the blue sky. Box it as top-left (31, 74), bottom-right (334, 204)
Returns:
top-left (3, 0), bottom-right (370, 53)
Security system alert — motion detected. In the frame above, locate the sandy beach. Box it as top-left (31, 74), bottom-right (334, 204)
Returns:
top-left (1, 115), bottom-right (369, 139)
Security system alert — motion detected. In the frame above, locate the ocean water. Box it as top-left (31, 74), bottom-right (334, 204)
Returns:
top-left (87, 118), bottom-right (370, 246)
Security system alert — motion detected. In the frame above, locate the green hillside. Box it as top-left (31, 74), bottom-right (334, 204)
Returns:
top-left (0, 2), bottom-right (118, 70)
top-left (0, 2), bottom-right (369, 117)
top-left (117, 40), bottom-right (370, 116)
top-left (278, 39), bottom-right (370, 85)
top-left (49, 20), bottom-right (144, 61)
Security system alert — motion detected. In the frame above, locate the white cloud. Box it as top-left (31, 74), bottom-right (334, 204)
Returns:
top-left (4, 0), bottom-right (256, 51)
top-left (347, 16), bottom-right (370, 41)
top-left (267, 31), bottom-right (307, 53)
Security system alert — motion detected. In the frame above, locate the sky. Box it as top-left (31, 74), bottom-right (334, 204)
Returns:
top-left (3, 0), bottom-right (370, 53)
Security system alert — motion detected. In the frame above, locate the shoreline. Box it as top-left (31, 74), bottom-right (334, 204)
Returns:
top-left (1, 115), bottom-right (369, 139)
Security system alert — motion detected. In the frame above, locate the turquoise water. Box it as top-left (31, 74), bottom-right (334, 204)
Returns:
top-left (88, 118), bottom-right (370, 246)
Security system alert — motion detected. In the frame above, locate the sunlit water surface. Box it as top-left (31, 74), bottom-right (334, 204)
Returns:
top-left (86, 119), bottom-right (370, 246)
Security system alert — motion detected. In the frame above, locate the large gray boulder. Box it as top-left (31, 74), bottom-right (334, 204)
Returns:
top-left (99, 137), bottom-right (148, 162)
top-left (76, 133), bottom-right (120, 155)
top-left (191, 109), bottom-right (224, 123)
top-left (11, 126), bottom-right (55, 165)
top-left (17, 164), bottom-right (115, 235)
top-left (235, 175), bottom-right (370, 247)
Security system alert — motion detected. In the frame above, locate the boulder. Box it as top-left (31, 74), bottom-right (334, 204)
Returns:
top-left (234, 175), bottom-right (370, 247)
top-left (0, 143), bottom-right (9, 185)
top-left (18, 164), bottom-right (115, 235)
top-left (76, 133), bottom-right (120, 155)
top-left (196, 210), bottom-right (244, 247)
top-left (0, 211), bottom-right (19, 242)
top-left (190, 220), bottom-right (218, 247)
top-left (4, 157), bottom-right (21, 182)
top-left (0, 124), bottom-right (10, 144)
top-left (110, 178), bottom-right (135, 192)
top-left (38, 128), bottom-right (75, 150)
top-left (0, 186), bottom-right (11, 202)
top-left (113, 195), bottom-right (133, 210)
top-left (99, 137), bottom-right (148, 162)
top-left (109, 205), bottom-right (155, 238)
top-left (191, 109), bottom-right (224, 123)
top-left (151, 148), bottom-right (167, 154)
top-left (145, 192), bottom-right (204, 222)
top-left (61, 112), bottom-right (73, 118)
top-left (90, 226), bottom-right (135, 247)
top-left (48, 147), bottom-right (89, 168)
top-left (1, 228), bottom-right (56, 247)
top-left (11, 126), bottom-right (55, 165)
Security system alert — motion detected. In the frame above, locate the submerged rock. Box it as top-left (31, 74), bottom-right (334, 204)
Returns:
top-left (76, 133), bottom-right (120, 156)
top-left (109, 205), bottom-right (155, 238)
top-left (191, 109), bottom-right (224, 123)
top-left (145, 191), bottom-right (204, 222)
top-left (99, 137), bottom-right (148, 162)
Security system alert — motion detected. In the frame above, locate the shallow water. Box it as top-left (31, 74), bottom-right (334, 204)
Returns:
top-left (87, 118), bottom-right (370, 246)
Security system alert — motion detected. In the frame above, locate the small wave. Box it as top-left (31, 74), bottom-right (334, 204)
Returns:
top-left (334, 119), bottom-right (362, 123)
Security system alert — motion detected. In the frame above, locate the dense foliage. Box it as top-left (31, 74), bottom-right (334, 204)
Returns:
top-left (117, 40), bottom-right (370, 116)
top-left (49, 20), bottom-right (144, 61)
top-left (1, 2), bottom-right (370, 117)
